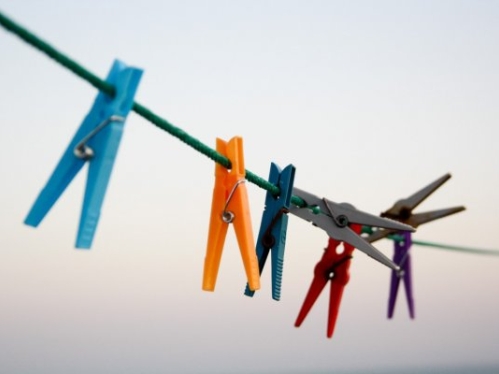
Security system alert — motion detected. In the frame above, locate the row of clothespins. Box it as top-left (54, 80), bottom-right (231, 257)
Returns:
top-left (24, 59), bottom-right (466, 339)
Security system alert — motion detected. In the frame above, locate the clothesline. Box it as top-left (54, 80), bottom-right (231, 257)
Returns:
top-left (2, 9), bottom-right (498, 256)
top-left (0, 10), bottom-right (291, 203)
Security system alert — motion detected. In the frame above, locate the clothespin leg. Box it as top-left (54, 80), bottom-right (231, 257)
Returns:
top-left (244, 246), bottom-right (270, 297)
top-left (295, 275), bottom-right (328, 328)
top-left (326, 230), bottom-right (358, 338)
top-left (326, 265), bottom-right (354, 338)
top-left (231, 184), bottom-right (260, 291)
top-left (24, 146), bottom-right (87, 228)
top-left (401, 231), bottom-right (415, 318)
top-left (270, 241), bottom-right (285, 300)
top-left (76, 122), bottom-right (124, 248)
top-left (327, 278), bottom-right (347, 338)
top-left (403, 252), bottom-right (415, 319)
top-left (203, 183), bottom-right (229, 291)
top-left (387, 267), bottom-right (401, 319)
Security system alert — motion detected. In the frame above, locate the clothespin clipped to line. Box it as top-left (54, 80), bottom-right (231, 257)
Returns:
top-left (288, 188), bottom-right (415, 338)
top-left (24, 60), bottom-right (143, 249)
top-left (389, 231), bottom-right (414, 318)
top-left (295, 223), bottom-right (362, 338)
top-left (203, 136), bottom-right (260, 292)
top-left (363, 173), bottom-right (465, 319)
top-left (289, 187), bottom-right (415, 272)
top-left (244, 162), bottom-right (296, 301)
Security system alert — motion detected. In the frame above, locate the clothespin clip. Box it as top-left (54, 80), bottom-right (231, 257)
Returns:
top-left (244, 162), bottom-right (296, 301)
top-left (289, 187), bottom-right (415, 271)
top-left (24, 60), bottom-right (143, 249)
top-left (389, 231), bottom-right (414, 318)
top-left (203, 136), bottom-right (260, 292)
top-left (363, 173), bottom-right (465, 318)
top-left (295, 224), bottom-right (362, 338)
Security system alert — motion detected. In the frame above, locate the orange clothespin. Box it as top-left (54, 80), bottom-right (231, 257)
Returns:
top-left (203, 136), bottom-right (260, 292)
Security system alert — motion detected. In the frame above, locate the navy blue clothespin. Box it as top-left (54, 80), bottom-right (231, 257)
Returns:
top-left (24, 59), bottom-right (143, 249)
top-left (244, 162), bottom-right (296, 300)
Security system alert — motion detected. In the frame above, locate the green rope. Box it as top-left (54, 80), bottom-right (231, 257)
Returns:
top-left (411, 239), bottom-right (499, 257)
top-left (386, 234), bottom-right (499, 256)
top-left (0, 11), bottom-right (115, 97)
top-left (361, 227), bottom-right (499, 256)
top-left (2, 10), bottom-right (499, 256)
top-left (0, 10), bottom-right (303, 205)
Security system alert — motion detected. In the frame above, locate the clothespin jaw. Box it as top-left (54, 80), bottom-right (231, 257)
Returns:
top-left (362, 174), bottom-right (465, 320)
top-left (203, 136), bottom-right (260, 292)
top-left (382, 174), bottom-right (453, 220)
top-left (24, 60), bottom-right (143, 249)
top-left (295, 224), bottom-right (362, 338)
top-left (364, 173), bottom-right (466, 243)
top-left (407, 206), bottom-right (466, 228)
top-left (244, 162), bottom-right (296, 300)
top-left (388, 231), bottom-right (414, 319)
top-left (289, 187), bottom-right (415, 272)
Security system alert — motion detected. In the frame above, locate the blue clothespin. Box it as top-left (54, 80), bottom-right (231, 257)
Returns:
top-left (24, 59), bottom-right (143, 249)
top-left (244, 162), bottom-right (296, 300)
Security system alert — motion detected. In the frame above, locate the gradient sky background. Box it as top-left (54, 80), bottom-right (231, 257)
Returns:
top-left (1, 1), bottom-right (498, 373)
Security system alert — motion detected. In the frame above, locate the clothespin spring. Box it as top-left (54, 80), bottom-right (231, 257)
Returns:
top-left (326, 254), bottom-right (353, 279)
top-left (323, 199), bottom-right (349, 228)
top-left (74, 115), bottom-right (125, 160)
top-left (222, 179), bottom-right (246, 223)
top-left (261, 208), bottom-right (289, 248)
top-left (395, 251), bottom-right (410, 279)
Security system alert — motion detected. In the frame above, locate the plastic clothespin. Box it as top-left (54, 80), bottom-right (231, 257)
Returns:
top-left (203, 136), bottom-right (260, 292)
top-left (365, 173), bottom-right (465, 243)
top-left (363, 173), bottom-right (465, 318)
top-left (24, 59), bottom-right (143, 249)
top-left (388, 231), bottom-right (414, 319)
top-left (244, 162), bottom-right (296, 301)
top-left (289, 187), bottom-right (416, 272)
top-left (295, 224), bottom-right (362, 338)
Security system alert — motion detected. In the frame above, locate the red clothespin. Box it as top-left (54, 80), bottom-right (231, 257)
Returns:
top-left (295, 224), bottom-right (362, 338)
top-left (203, 136), bottom-right (260, 292)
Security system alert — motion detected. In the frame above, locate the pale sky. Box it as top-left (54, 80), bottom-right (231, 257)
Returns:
top-left (1, 1), bottom-right (498, 373)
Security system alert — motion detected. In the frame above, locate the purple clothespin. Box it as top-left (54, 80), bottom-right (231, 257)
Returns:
top-left (388, 231), bottom-right (414, 318)
top-left (363, 173), bottom-right (465, 319)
